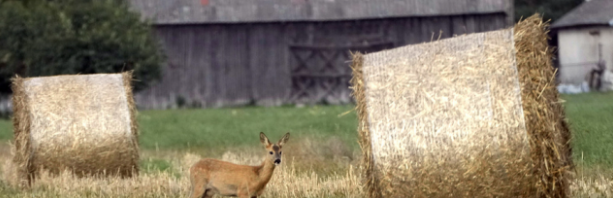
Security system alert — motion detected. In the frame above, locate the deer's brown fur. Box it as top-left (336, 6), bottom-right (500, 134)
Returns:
top-left (188, 132), bottom-right (290, 198)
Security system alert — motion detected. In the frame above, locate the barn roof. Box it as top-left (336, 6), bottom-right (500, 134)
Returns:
top-left (551, 0), bottom-right (613, 29)
top-left (127, 0), bottom-right (512, 25)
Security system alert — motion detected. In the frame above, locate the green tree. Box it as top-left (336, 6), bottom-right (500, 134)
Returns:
top-left (0, 0), bottom-right (164, 94)
top-left (515, 0), bottom-right (584, 23)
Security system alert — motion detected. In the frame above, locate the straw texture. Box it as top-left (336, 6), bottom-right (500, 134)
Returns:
top-left (11, 77), bottom-right (35, 188)
top-left (351, 29), bottom-right (538, 197)
top-left (350, 14), bottom-right (572, 198)
top-left (350, 52), bottom-right (382, 198)
top-left (11, 72), bottom-right (139, 187)
top-left (515, 14), bottom-right (573, 198)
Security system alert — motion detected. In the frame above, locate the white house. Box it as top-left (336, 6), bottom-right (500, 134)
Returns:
top-left (551, 0), bottom-right (613, 92)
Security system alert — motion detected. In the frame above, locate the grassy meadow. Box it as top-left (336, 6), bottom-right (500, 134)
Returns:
top-left (0, 92), bottom-right (611, 197)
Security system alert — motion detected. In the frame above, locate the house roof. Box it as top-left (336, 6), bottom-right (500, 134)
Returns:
top-left (551, 0), bottom-right (613, 29)
top-left (127, 0), bottom-right (512, 25)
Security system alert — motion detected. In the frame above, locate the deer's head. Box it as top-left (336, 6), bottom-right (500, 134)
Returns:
top-left (260, 132), bottom-right (290, 166)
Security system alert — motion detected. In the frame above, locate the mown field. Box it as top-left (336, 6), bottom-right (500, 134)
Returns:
top-left (0, 92), bottom-right (611, 197)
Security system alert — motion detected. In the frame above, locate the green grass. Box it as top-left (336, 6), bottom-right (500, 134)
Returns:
top-left (562, 92), bottom-right (613, 168)
top-left (140, 158), bottom-right (172, 173)
top-left (0, 118), bottom-right (10, 140)
top-left (137, 105), bottom-right (358, 151)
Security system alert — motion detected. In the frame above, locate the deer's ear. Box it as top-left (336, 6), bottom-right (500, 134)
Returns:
top-left (260, 132), bottom-right (271, 146)
top-left (278, 132), bottom-right (290, 146)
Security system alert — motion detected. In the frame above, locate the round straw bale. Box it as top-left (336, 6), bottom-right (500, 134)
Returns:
top-left (350, 14), bottom-right (571, 198)
top-left (11, 72), bottom-right (139, 187)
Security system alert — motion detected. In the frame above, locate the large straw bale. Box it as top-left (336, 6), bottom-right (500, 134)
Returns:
top-left (11, 72), bottom-right (139, 187)
top-left (350, 14), bottom-right (571, 198)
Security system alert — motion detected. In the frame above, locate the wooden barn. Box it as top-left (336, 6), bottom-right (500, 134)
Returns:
top-left (128, 0), bottom-right (514, 109)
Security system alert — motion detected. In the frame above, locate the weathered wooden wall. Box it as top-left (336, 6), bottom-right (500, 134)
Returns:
top-left (134, 13), bottom-right (509, 109)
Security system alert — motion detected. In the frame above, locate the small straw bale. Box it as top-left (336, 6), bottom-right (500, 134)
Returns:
top-left (350, 14), bottom-right (571, 198)
top-left (11, 72), bottom-right (139, 187)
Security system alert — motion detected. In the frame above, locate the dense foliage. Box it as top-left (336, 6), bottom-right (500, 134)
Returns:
top-left (0, 0), bottom-right (164, 94)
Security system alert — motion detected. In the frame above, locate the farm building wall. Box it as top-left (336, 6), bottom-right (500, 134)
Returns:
top-left (134, 13), bottom-right (510, 109)
top-left (557, 27), bottom-right (613, 86)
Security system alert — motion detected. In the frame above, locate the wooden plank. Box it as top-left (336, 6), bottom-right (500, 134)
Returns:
top-left (169, 25), bottom-right (207, 108)
top-left (291, 73), bottom-right (352, 78)
top-left (228, 25), bottom-right (252, 106)
top-left (192, 25), bottom-right (214, 107)
top-left (434, 16), bottom-right (453, 40)
top-left (289, 41), bottom-right (394, 50)
top-left (205, 25), bottom-right (224, 107)
top-left (250, 23), bottom-right (291, 106)
top-left (214, 25), bottom-right (252, 107)
top-left (479, 14), bottom-right (496, 32)
top-left (406, 17), bottom-right (423, 45)
top-left (420, 17), bottom-right (440, 43)
top-left (390, 18), bottom-right (405, 46)
top-left (464, 15), bottom-right (480, 34)
top-left (179, 26), bottom-right (193, 107)
top-left (451, 15), bottom-right (468, 36)
top-left (492, 13), bottom-right (508, 29)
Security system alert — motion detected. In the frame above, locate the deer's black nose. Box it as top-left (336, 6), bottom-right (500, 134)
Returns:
top-left (274, 159), bottom-right (281, 164)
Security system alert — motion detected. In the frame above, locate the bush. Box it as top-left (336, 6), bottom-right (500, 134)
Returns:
top-left (0, 0), bottom-right (164, 94)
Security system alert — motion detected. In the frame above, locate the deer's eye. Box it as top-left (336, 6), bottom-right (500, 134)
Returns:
top-left (269, 151), bottom-right (273, 155)
top-left (280, 151), bottom-right (282, 155)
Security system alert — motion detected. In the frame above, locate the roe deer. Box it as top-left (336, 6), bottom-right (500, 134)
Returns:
top-left (188, 132), bottom-right (290, 198)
